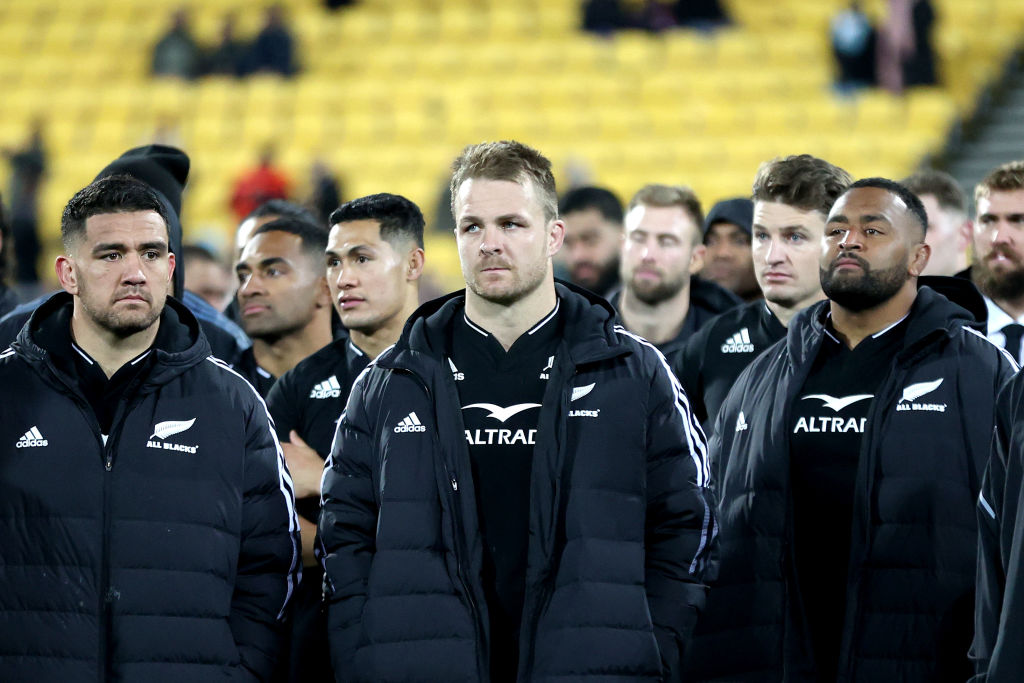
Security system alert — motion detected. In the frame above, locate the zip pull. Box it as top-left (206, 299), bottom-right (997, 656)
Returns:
top-left (451, 478), bottom-right (458, 492)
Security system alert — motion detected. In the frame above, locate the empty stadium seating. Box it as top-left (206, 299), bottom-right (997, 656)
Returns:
top-left (0, 0), bottom-right (1021, 289)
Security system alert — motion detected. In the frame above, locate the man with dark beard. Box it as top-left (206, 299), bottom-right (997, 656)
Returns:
top-left (612, 184), bottom-right (739, 357)
top-left (558, 186), bottom-right (623, 297)
top-left (968, 161), bottom-right (1024, 363)
top-left (685, 178), bottom-right (1017, 682)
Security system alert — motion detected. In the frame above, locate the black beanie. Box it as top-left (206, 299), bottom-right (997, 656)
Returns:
top-left (703, 197), bottom-right (754, 237)
top-left (94, 144), bottom-right (190, 218)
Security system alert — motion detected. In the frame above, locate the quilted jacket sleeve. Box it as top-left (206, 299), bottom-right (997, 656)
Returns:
top-left (231, 391), bottom-right (301, 681)
top-left (643, 349), bottom-right (716, 679)
top-left (318, 369), bottom-right (378, 682)
top-left (971, 375), bottom-right (1021, 682)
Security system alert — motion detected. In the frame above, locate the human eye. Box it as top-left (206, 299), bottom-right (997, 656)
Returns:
top-left (787, 233), bottom-right (806, 243)
top-left (754, 230), bottom-right (768, 242)
top-left (356, 254), bottom-right (370, 264)
top-left (463, 223), bottom-right (480, 234)
top-left (100, 252), bottom-right (121, 261)
top-left (503, 220), bottom-right (523, 230)
top-left (142, 250), bottom-right (160, 260)
top-left (326, 256), bottom-right (340, 268)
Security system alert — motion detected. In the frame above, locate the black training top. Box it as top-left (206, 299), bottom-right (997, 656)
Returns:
top-left (789, 314), bottom-right (909, 682)
top-left (267, 336), bottom-right (370, 519)
top-left (450, 301), bottom-right (562, 683)
top-left (674, 300), bottom-right (787, 432)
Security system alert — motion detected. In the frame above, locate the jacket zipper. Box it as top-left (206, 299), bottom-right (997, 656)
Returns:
top-left (399, 368), bottom-right (488, 680)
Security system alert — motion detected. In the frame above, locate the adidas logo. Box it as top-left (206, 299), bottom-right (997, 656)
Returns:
top-left (310, 375), bottom-right (342, 399)
top-left (721, 328), bottom-right (755, 353)
top-left (16, 426), bottom-right (48, 448)
top-left (735, 411), bottom-right (748, 432)
top-left (394, 411), bottom-right (427, 433)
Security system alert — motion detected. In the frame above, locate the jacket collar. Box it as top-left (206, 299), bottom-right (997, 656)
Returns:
top-left (787, 284), bottom-right (975, 367)
top-left (13, 291), bottom-right (211, 388)
top-left (379, 280), bottom-right (629, 373)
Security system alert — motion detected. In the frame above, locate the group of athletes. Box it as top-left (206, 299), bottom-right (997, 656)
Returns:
top-left (3, 140), bottom-right (1024, 682)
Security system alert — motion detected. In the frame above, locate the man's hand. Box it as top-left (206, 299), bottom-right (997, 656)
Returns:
top-left (282, 430), bottom-right (325, 499)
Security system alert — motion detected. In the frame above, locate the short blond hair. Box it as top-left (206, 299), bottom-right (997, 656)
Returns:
top-left (975, 160), bottom-right (1024, 204)
top-left (627, 184), bottom-right (703, 245)
top-left (449, 140), bottom-right (558, 222)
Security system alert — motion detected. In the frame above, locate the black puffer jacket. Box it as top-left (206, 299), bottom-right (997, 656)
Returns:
top-left (972, 369), bottom-right (1024, 682)
top-left (319, 283), bottom-right (715, 682)
top-left (687, 287), bottom-right (1017, 682)
top-left (0, 293), bottom-right (300, 682)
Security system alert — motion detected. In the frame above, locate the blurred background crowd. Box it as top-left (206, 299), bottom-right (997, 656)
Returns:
top-left (0, 0), bottom-right (1022, 303)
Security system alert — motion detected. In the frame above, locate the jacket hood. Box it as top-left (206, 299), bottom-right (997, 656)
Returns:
top-left (382, 280), bottom-right (626, 370)
top-left (13, 291), bottom-right (211, 387)
top-left (95, 145), bottom-right (190, 297)
top-left (787, 284), bottom-right (976, 367)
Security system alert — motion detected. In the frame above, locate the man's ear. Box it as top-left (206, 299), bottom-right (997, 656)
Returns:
top-left (910, 242), bottom-right (931, 276)
top-left (689, 244), bottom-right (706, 275)
top-left (167, 252), bottom-right (176, 288)
top-left (548, 220), bottom-right (566, 257)
top-left (406, 247), bottom-right (425, 282)
top-left (315, 275), bottom-right (332, 308)
top-left (55, 255), bottom-right (79, 295)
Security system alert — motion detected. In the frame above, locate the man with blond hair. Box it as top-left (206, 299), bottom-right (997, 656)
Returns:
top-left (965, 161), bottom-right (1024, 363)
top-left (319, 141), bottom-right (715, 682)
top-left (612, 184), bottom-right (739, 358)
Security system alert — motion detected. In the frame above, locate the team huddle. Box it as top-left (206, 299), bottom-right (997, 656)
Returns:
top-left (2, 140), bottom-right (1024, 683)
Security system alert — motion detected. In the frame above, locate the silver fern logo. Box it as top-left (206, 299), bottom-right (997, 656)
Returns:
top-left (150, 418), bottom-right (197, 439)
top-left (147, 418), bottom-right (199, 453)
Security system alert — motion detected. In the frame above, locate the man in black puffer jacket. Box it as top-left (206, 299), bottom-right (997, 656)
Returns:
top-left (687, 179), bottom-right (1018, 682)
top-left (0, 175), bottom-right (300, 682)
top-left (319, 141), bottom-right (715, 682)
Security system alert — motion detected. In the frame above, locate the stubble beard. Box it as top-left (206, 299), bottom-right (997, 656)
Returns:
top-left (628, 270), bottom-right (687, 306)
top-left (467, 258), bottom-right (549, 306)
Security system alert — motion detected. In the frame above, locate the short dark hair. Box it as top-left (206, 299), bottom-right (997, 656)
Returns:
top-left (558, 186), bottom-right (624, 226)
top-left (450, 140), bottom-right (558, 222)
top-left (329, 193), bottom-right (425, 249)
top-left (182, 243), bottom-right (222, 265)
top-left (901, 169), bottom-right (966, 213)
top-left (245, 198), bottom-right (319, 227)
top-left (752, 154), bottom-right (852, 215)
top-left (0, 192), bottom-right (9, 285)
top-left (250, 216), bottom-right (329, 261)
top-left (846, 177), bottom-right (929, 236)
top-left (61, 174), bottom-right (171, 252)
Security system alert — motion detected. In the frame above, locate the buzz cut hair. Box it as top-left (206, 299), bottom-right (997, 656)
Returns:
top-left (627, 184), bottom-right (703, 245)
top-left (847, 177), bottom-right (929, 237)
top-left (61, 174), bottom-right (171, 253)
top-left (902, 169), bottom-right (967, 214)
top-left (975, 160), bottom-right (1024, 204)
top-left (752, 154), bottom-right (852, 216)
top-left (250, 216), bottom-right (329, 261)
top-left (449, 140), bottom-right (559, 222)
top-left (329, 193), bottom-right (425, 249)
